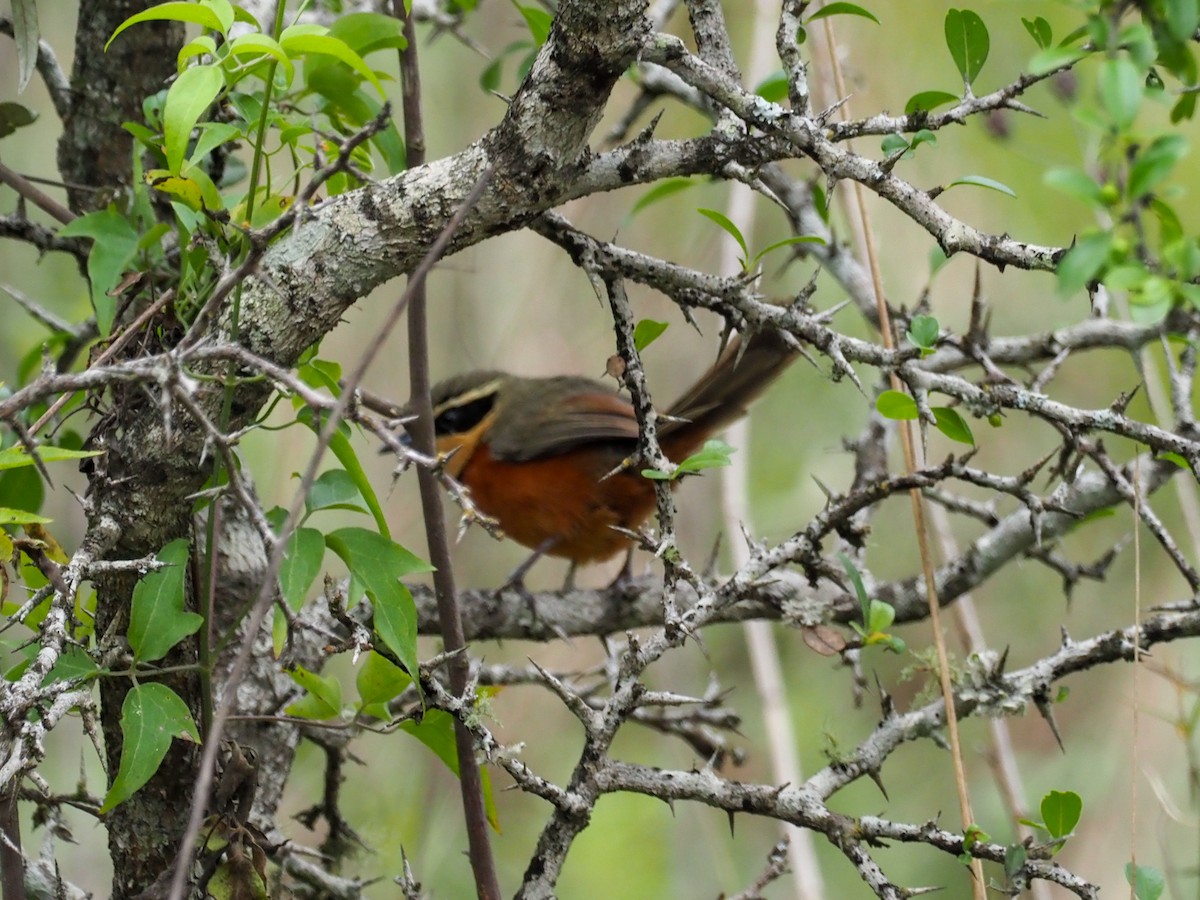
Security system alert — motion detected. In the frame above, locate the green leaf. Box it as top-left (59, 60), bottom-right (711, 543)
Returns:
top-left (904, 91), bottom-right (959, 115)
top-left (838, 553), bottom-right (870, 626)
top-left (303, 15), bottom-right (407, 143)
top-left (1165, 238), bottom-right (1200, 281)
top-left (285, 666), bottom-right (343, 719)
top-left (946, 174), bottom-right (1016, 197)
top-left (907, 314), bottom-right (939, 350)
top-left (0, 102), bottom-right (38, 140)
top-left (1099, 57), bottom-right (1143, 130)
top-left (100, 683), bottom-right (199, 812)
top-left (881, 133), bottom-right (909, 155)
top-left (331, 428), bottom-right (391, 534)
top-left (929, 245), bottom-right (950, 277)
top-left (644, 439), bottom-right (737, 481)
top-left (962, 823), bottom-right (989, 850)
top-left (401, 708), bottom-right (500, 830)
top-left (1028, 45), bottom-right (1087, 77)
top-left (1102, 265), bottom-right (1148, 291)
top-left (279, 26), bottom-right (383, 96)
top-left (633, 319), bottom-right (669, 352)
top-left (1149, 198), bottom-right (1184, 242)
top-left (146, 168), bottom-right (207, 213)
top-left (697, 208), bottom-right (748, 265)
top-left (43, 646), bottom-right (100, 686)
top-left (325, 12), bottom-right (409, 57)
top-left (189, 121), bottom-right (242, 167)
top-left (1021, 16), bottom-right (1052, 49)
top-left (1129, 275), bottom-right (1174, 324)
top-left (399, 708), bottom-right (458, 769)
top-left (299, 410), bottom-right (390, 538)
top-left (306, 469), bottom-right (369, 515)
top-left (944, 8), bottom-right (989, 87)
top-left (1004, 843), bottom-right (1028, 879)
top-left (11, 0), bottom-right (38, 93)
top-left (325, 528), bottom-right (431, 680)
top-left (0, 466), bottom-right (44, 521)
top-left (177, 34), bottom-right (217, 70)
top-left (932, 407), bottom-right (975, 445)
top-left (0, 508), bottom-right (52, 525)
top-left (1128, 134), bottom-right (1189, 199)
top-left (278, 527), bottom-right (324, 612)
top-left (806, 2), bottom-right (880, 25)
top-left (1125, 862), bottom-right (1165, 900)
top-left (57, 209), bottom-right (141, 336)
top-left (107, 1), bottom-right (231, 51)
top-left (875, 390), bottom-right (919, 420)
top-left (128, 538), bottom-right (202, 664)
top-left (754, 70), bottom-right (789, 103)
top-left (1171, 91), bottom-right (1197, 123)
top-left (1056, 232), bottom-right (1113, 295)
top-left (867, 599), bottom-right (895, 633)
top-left (0, 444), bottom-right (101, 472)
top-left (749, 235), bottom-right (826, 268)
top-left (1043, 167), bottom-right (1103, 206)
top-left (163, 63), bottom-right (224, 175)
top-left (227, 33), bottom-right (295, 87)
top-left (1159, 451), bottom-right (1189, 469)
top-left (1120, 23), bottom-right (1157, 69)
top-left (1163, 0), bottom-right (1200, 42)
top-left (514, 2), bottom-right (553, 45)
top-left (641, 468), bottom-right (672, 481)
top-left (675, 439), bottom-right (736, 476)
top-left (298, 357), bottom-right (343, 396)
top-left (356, 651), bottom-right (412, 720)
top-left (1040, 789), bottom-right (1082, 838)
top-left (910, 129), bottom-right (937, 150)
top-left (627, 178), bottom-right (696, 221)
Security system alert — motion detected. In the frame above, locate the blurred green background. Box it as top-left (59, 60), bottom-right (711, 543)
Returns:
top-left (2, 1), bottom-right (1199, 896)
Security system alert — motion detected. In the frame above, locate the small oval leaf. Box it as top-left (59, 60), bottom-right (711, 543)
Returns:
top-left (905, 90), bottom-right (959, 114)
top-left (163, 64), bottom-right (224, 175)
top-left (945, 8), bottom-right (990, 87)
top-left (806, 2), bottom-right (880, 25)
top-left (1041, 790), bottom-right (1082, 838)
top-left (932, 407), bottom-right (975, 445)
top-left (100, 683), bottom-right (199, 813)
top-left (946, 174), bottom-right (1016, 197)
top-left (875, 390), bottom-right (919, 420)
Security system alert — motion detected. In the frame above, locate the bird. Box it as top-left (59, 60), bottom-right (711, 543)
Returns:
top-left (410, 327), bottom-right (797, 583)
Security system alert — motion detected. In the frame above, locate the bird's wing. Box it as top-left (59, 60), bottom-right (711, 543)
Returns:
top-left (489, 378), bottom-right (640, 461)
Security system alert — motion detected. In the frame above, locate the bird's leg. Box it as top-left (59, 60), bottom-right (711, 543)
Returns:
top-left (497, 538), bottom-right (570, 641)
top-left (605, 548), bottom-right (635, 590)
top-left (498, 537), bottom-right (558, 593)
top-left (562, 561), bottom-right (578, 592)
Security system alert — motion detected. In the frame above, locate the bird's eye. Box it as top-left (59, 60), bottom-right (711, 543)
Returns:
top-left (433, 394), bottom-right (495, 436)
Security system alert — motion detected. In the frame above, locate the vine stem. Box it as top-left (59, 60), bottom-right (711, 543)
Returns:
top-left (1129, 453), bottom-right (1142, 900)
top-left (395, 3), bottom-right (502, 898)
top-left (814, 11), bottom-right (986, 898)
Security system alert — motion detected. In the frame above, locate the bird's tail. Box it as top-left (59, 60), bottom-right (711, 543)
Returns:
top-left (659, 327), bottom-right (797, 458)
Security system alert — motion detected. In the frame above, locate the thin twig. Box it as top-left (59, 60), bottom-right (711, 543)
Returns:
top-left (813, 11), bottom-right (985, 896)
top-left (395, 0), bottom-right (501, 896)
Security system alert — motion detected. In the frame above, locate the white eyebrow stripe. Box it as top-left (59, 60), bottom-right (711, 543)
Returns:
top-left (432, 379), bottom-right (504, 418)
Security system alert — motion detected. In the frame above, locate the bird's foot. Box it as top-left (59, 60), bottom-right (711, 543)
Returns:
top-left (495, 540), bottom-right (570, 642)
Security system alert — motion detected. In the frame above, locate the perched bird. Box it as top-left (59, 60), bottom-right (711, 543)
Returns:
top-left (411, 328), bottom-right (797, 580)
